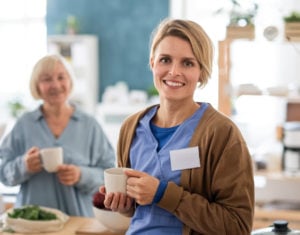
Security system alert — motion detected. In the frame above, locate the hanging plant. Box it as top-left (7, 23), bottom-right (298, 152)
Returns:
top-left (215, 0), bottom-right (259, 27)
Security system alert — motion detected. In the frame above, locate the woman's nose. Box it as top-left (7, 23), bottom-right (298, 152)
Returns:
top-left (168, 63), bottom-right (182, 76)
top-left (49, 78), bottom-right (60, 87)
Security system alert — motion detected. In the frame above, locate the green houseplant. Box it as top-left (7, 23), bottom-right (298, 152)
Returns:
top-left (7, 98), bottom-right (26, 118)
top-left (284, 11), bottom-right (300, 23)
top-left (283, 11), bottom-right (300, 40)
top-left (216, 0), bottom-right (258, 39)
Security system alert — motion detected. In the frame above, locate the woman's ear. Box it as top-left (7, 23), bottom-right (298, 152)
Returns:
top-left (198, 71), bottom-right (202, 83)
top-left (150, 57), bottom-right (154, 70)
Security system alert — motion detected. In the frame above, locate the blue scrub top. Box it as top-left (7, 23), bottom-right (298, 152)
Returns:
top-left (127, 103), bottom-right (208, 235)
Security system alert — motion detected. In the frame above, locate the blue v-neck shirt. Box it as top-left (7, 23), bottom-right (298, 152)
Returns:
top-left (127, 103), bottom-right (208, 235)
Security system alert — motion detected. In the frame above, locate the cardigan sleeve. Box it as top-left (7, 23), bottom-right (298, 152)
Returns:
top-left (157, 107), bottom-right (254, 235)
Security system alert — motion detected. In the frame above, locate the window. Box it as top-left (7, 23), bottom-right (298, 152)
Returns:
top-left (0, 0), bottom-right (47, 120)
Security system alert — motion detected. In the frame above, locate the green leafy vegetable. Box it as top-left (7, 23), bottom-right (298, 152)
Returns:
top-left (8, 205), bottom-right (57, 221)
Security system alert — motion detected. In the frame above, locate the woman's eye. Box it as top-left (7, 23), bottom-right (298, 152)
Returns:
top-left (183, 61), bottom-right (194, 67)
top-left (159, 57), bottom-right (170, 63)
top-left (58, 75), bottom-right (66, 81)
top-left (40, 77), bottom-right (51, 83)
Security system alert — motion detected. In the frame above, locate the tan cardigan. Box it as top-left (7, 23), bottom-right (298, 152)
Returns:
top-left (117, 104), bottom-right (254, 235)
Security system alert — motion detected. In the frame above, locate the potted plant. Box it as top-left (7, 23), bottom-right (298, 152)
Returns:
top-left (7, 98), bottom-right (26, 118)
top-left (147, 86), bottom-right (159, 104)
top-left (66, 15), bottom-right (80, 35)
top-left (216, 0), bottom-right (258, 39)
top-left (283, 11), bottom-right (300, 41)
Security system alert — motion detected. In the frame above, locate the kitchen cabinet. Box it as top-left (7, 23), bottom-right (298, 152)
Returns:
top-left (47, 35), bottom-right (99, 114)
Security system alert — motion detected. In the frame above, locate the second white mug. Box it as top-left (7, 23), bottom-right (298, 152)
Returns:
top-left (40, 147), bottom-right (63, 173)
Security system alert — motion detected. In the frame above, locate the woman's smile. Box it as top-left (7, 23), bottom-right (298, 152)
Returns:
top-left (163, 80), bottom-right (185, 87)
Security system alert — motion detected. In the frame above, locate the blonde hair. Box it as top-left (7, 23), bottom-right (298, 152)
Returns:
top-left (149, 18), bottom-right (214, 87)
top-left (30, 54), bottom-right (75, 100)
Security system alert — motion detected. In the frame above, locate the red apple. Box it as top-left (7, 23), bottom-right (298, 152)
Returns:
top-left (93, 192), bottom-right (105, 209)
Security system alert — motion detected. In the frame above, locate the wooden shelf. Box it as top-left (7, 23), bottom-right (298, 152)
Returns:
top-left (285, 22), bottom-right (300, 41)
top-left (218, 40), bottom-right (231, 116)
top-left (226, 25), bottom-right (255, 40)
top-left (218, 40), bottom-right (300, 117)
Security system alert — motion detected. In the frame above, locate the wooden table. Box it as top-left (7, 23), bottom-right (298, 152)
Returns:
top-left (0, 216), bottom-right (125, 235)
top-left (254, 207), bottom-right (300, 230)
top-left (1, 208), bottom-right (300, 234)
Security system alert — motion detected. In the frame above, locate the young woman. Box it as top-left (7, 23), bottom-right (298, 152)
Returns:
top-left (101, 19), bottom-right (254, 234)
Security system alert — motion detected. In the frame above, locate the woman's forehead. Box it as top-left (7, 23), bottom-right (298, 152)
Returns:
top-left (155, 36), bottom-right (194, 57)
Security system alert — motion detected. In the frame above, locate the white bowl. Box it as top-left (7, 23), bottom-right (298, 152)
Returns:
top-left (3, 206), bottom-right (69, 233)
top-left (93, 206), bottom-right (131, 233)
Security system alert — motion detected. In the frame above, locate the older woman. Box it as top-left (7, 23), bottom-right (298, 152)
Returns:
top-left (101, 19), bottom-right (254, 235)
top-left (0, 55), bottom-right (115, 217)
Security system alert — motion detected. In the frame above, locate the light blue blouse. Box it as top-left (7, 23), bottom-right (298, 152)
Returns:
top-left (127, 103), bottom-right (208, 235)
top-left (0, 106), bottom-right (115, 217)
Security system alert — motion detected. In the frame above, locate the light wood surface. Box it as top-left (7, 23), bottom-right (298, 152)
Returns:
top-left (1, 208), bottom-right (300, 234)
top-left (254, 207), bottom-right (300, 230)
top-left (0, 216), bottom-right (125, 235)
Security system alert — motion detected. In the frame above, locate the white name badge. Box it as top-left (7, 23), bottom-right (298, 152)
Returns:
top-left (170, 146), bottom-right (200, 171)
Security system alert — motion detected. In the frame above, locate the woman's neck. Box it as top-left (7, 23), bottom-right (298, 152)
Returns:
top-left (153, 100), bottom-right (200, 128)
top-left (42, 103), bottom-right (73, 119)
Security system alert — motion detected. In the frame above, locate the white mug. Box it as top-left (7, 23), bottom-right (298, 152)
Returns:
top-left (104, 167), bottom-right (129, 194)
top-left (40, 147), bottom-right (63, 173)
top-left (0, 194), bottom-right (4, 214)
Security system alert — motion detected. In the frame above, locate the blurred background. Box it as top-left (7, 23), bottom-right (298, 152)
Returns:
top-left (1, 0), bottom-right (300, 225)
